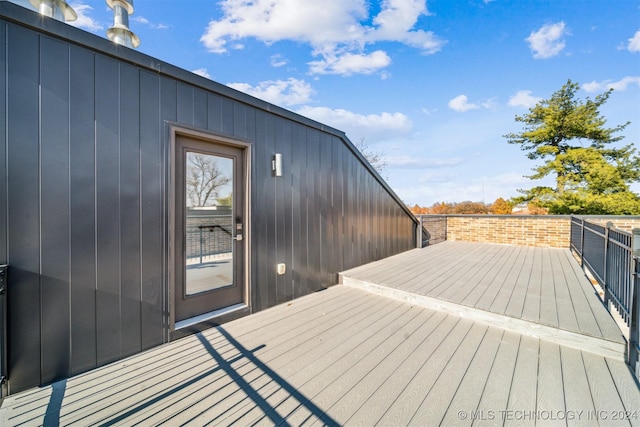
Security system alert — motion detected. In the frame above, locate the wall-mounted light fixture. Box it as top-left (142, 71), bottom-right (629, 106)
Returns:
top-left (272, 153), bottom-right (283, 177)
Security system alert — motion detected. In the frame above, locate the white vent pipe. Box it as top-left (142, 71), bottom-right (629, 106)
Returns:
top-left (106, 0), bottom-right (140, 48)
top-left (29, 0), bottom-right (77, 22)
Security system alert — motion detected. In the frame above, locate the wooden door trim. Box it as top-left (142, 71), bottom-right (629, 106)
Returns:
top-left (167, 124), bottom-right (252, 336)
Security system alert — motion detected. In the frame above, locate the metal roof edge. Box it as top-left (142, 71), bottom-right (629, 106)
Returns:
top-left (0, 0), bottom-right (417, 226)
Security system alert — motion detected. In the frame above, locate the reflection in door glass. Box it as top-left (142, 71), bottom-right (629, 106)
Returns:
top-left (185, 151), bottom-right (234, 295)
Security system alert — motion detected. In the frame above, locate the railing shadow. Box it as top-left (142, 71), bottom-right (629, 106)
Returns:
top-left (71, 326), bottom-right (339, 426)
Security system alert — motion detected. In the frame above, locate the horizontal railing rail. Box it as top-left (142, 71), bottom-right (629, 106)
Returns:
top-left (570, 216), bottom-right (639, 380)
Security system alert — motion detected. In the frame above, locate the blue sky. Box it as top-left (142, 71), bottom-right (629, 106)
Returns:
top-left (13, 0), bottom-right (640, 206)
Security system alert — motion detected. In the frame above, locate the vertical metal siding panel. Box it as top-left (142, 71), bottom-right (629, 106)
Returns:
top-left (233, 102), bottom-right (247, 139)
top-left (40, 36), bottom-right (71, 384)
top-left (69, 45), bottom-right (97, 374)
top-left (95, 55), bottom-right (121, 365)
top-left (319, 134), bottom-right (332, 284)
top-left (276, 119), bottom-right (293, 302)
top-left (207, 93), bottom-right (222, 133)
top-left (251, 110), bottom-right (268, 311)
top-left (140, 70), bottom-right (164, 350)
top-left (193, 88), bottom-right (207, 129)
top-left (332, 139), bottom-right (343, 274)
top-left (7, 25), bottom-right (41, 392)
top-left (264, 114), bottom-right (277, 307)
top-left (274, 118), bottom-right (285, 302)
top-left (119, 63), bottom-right (141, 357)
top-left (176, 82), bottom-right (193, 125)
top-left (307, 131), bottom-right (321, 290)
top-left (220, 98), bottom-right (233, 135)
top-left (291, 125), bottom-right (308, 298)
top-left (0, 22), bottom-right (6, 264)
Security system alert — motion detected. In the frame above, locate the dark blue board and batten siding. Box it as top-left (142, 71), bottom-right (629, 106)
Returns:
top-left (0, 2), bottom-right (418, 394)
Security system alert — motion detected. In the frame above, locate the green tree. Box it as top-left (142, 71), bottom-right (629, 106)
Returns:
top-left (504, 79), bottom-right (640, 214)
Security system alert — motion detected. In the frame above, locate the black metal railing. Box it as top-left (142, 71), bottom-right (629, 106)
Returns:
top-left (0, 264), bottom-right (7, 401)
top-left (416, 215), bottom-right (447, 248)
top-left (186, 214), bottom-right (233, 265)
top-left (570, 216), bottom-right (640, 379)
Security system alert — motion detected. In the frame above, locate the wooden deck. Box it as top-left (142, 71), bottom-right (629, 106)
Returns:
top-left (1, 242), bottom-right (639, 426)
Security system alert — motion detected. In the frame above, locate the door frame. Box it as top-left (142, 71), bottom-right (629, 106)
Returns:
top-left (168, 124), bottom-right (252, 336)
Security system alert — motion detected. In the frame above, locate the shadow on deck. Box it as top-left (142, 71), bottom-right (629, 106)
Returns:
top-left (1, 242), bottom-right (639, 426)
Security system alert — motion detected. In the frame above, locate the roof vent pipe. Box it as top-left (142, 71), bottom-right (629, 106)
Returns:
top-left (29, 0), bottom-right (77, 22)
top-left (106, 0), bottom-right (140, 48)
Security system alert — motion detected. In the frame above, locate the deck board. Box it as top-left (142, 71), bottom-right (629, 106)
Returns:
top-left (1, 242), bottom-right (639, 427)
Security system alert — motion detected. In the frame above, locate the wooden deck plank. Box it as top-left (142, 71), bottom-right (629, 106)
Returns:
top-left (48, 289), bottom-right (366, 424)
top-left (503, 246), bottom-right (536, 319)
top-left (342, 314), bottom-right (461, 426)
top-left (436, 244), bottom-right (510, 303)
top-left (366, 243), bottom-right (477, 295)
top-left (504, 335), bottom-right (539, 427)
top-left (460, 244), bottom-right (522, 309)
top-left (409, 323), bottom-right (489, 426)
top-left (581, 352), bottom-right (630, 427)
top-left (473, 331), bottom-right (521, 427)
top-left (475, 245), bottom-right (526, 314)
top-left (564, 250), bottom-right (624, 341)
top-left (233, 304), bottom-right (425, 425)
top-left (520, 247), bottom-right (543, 324)
top-left (538, 247), bottom-right (560, 328)
top-left (549, 249), bottom-right (581, 336)
top-left (277, 307), bottom-right (437, 426)
top-left (561, 347), bottom-right (598, 427)
top-left (605, 358), bottom-right (640, 423)
top-left (2, 243), bottom-right (637, 427)
top-left (536, 341), bottom-right (566, 426)
top-left (374, 318), bottom-right (475, 426)
top-left (126, 292), bottom-right (401, 426)
top-left (313, 311), bottom-right (449, 425)
top-left (558, 250), bottom-right (606, 340)
top-left (412, 243), bottom-right (502, 299)
top-left (432, 327), bottom-right (505, 426)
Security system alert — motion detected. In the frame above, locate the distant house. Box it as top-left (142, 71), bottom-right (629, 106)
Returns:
top-left (0, 2), bottom-right (418, 395)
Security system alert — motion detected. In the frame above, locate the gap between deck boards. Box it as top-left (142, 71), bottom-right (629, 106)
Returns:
top-left (339, 276), bottom-right (626, 361)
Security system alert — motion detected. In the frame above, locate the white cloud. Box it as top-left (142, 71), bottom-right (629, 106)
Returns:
top-left (308, 50), bottom-right (391, 75)
top-left (386, 156), bottom-right (463, 169)
top-left (69, 4), bottom-right (103, 32)
top-left (508, 90), bottom-right (541, 108)
top-left (297, 105), bottom-right (412, 142)
top-left (526, 22), bottom-right (567, 59)
top-left (192, 68), bottom-right (212, 79)
top-left (200, 0), bottom-right (445, 76)
top-left (270, 54), bottom-right (288, 67)
top-left (628, 30), bottom-right (640, 52)
top-left (132, 16), bottom-right (169, 30)
top-left (228, 78), bottom-right (315, 107)
top-left (582, 76), bottom-right (640, 92)
top-left (448, 95), bottom-right (479, 112)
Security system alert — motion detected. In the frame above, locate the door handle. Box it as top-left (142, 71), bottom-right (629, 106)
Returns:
top-left (233, 235), bottom-right (243, 241)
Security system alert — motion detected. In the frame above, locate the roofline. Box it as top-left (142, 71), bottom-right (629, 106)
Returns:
top-left (0, 1), bottom-right (418, 224)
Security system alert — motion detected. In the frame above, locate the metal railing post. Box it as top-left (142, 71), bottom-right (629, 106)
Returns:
top-left (417, 215), bottom-right (423, 249)
top-left (603, 222), bottom-right (613, 307)
top-left (0, 265), bottom-right (7, 401)
top-left (580, 217), bottom-right (585, 267)
top-left (629, 255), bottom-right (639, 380)
top-left (199, 226), bottom-right (204, 264)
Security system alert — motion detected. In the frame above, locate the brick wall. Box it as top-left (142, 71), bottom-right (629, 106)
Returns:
top-left (418, 215), bottom-right (640, 248)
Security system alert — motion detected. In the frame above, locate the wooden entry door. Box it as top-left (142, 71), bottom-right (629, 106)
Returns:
top-left (173, 134), bottom-right (246, 323)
